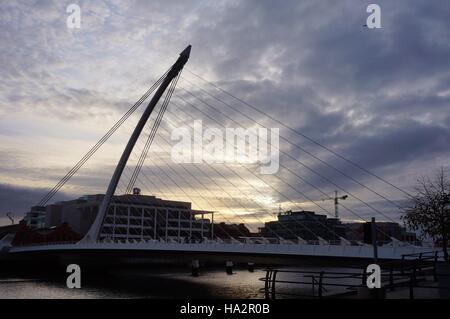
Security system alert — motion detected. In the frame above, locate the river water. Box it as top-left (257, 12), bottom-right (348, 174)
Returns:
top-left (0, 266), bottom-right (360, 299)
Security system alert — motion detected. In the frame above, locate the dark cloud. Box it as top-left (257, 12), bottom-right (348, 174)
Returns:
top-left (0, 183), bottom-right (71, 224)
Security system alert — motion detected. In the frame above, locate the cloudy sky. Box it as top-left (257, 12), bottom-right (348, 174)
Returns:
top-left (1, 0), bottom-right (449, 229)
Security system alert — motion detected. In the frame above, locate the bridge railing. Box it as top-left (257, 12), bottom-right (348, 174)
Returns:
top-left (96, 237), bottom-right (383, 246)
top-left (9, 235), bottom-right (442, 254)
top-left (11, 240), bottom-right (79, 247)
top-left (260, 257), bottom-right (450, 299)
top-left (96, 237), bottom-right (428, 247)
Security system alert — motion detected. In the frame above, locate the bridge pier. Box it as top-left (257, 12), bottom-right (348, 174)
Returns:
top-left (226, 261), bottom-right (233, 275)
top-left (191, 260), bottom-right (200, 277)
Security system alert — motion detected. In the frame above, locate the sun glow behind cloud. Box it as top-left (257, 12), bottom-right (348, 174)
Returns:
top-left (1, 0), bottom-right (450, 227)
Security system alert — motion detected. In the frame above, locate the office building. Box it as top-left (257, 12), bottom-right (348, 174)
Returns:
top-left (39, 189), bottom-right (214, 242)
top-left (259, 210), bottom-right (346, 241)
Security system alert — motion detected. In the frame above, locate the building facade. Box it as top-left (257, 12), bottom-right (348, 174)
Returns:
top-left (259, 210), bottom-right (346, 241)
top-left (99, 193), bottom-right (213, 242)
top-left (213, 222), bottom-right (253, 240)
top-left (41, 190), bottom-right (213, 242)
top-left (24, 206), bottom-right (46, 229)
top-left (345, 221), bottom-right (418, 244)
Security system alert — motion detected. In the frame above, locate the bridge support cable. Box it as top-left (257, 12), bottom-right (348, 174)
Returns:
top-left (112, 154), bottom-right (217, 242)
top-left (172, 91), bottom-right (410, 245)
top-left (165, 92), bottom-right (402, 243)
top-left (109, 87), bottom-right (252, 240)
top-left (36, 68), bottom-right (171, 207)
top-left (180, 78), bottom-right (405, 212)
top-left (148, 136), bottom-right (309, 241)
top-left (111, 122), bottom-right (251, 241)
top-left (82, 45), bottom-right (192, 242)
top-left (101, 163), bottom-right (180, 241)
top-left (172, 87), bottom-right (412, 245)
top-left (117, 100), bottom-right (320, 241)
top-left (112, 101), bottom-right (295, 239)
top-left (185, 70), bottom-right (414, 200)
top-left (125, 92), bottom-right (352, 243)
top-left (76, 48), bottom-right (238, 244)
top-left (176, 82), bottom-right (406, 226)
top-left (171, 93), bottom-right (360, 223)
top-left (100, 168), bottom-right (213, 242)
top-left (154, 99), bottom-right (365, 242)
top-left (101, 92), bottom-right (247, 242)
top-left (119, 90), bottom-right (340, 242)
top-left (93, 117), bottom-right (250, 242)
top-left (125, 72), bottom-right (181, 194)
top-left (123, 113), bottom-right (282, 240)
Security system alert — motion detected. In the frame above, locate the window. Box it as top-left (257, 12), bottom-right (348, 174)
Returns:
top-left (129, 219), bottom-right (142, 226)
top-left (129, 228), bottom-right (141, 235)
top-left (130, 207), bottom-right (142, 217)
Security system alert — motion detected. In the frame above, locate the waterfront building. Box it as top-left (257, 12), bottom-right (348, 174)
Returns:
top-left (345, 221), bottom-right (418, 244)
top-left (23, 206), bottom-right (46, 229)
top-left (259, 210), bottom-right (346, 241)
top-left (99, 191), bottom-right (213, 242)
top-left (39, 189), bottom-right (214, 242)
top-left (11, 220), bottom-right (81, 246)
top-left (213, 222), bottom-right (253, 240)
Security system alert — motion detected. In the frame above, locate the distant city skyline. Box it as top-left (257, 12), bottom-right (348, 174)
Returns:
top-left (1, 0), bottom-right (450, 226)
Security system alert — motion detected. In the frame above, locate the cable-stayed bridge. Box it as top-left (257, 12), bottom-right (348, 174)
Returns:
top-left (1, 45), bottom-right (438, 266)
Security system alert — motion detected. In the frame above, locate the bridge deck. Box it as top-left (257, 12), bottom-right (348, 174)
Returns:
top-left (8, 241), bottom-right (436, 261)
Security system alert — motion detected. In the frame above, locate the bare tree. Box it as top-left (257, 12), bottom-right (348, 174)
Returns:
top-left (402, 167), bottom-right (450, 262)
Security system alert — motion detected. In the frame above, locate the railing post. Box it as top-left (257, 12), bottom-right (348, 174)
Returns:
top-left (264, 270), bottom-right (272, 299)
top-left (418, 253), bottom-right (423, 275)
top-left (371, 217), bottom-right (378, 263)
top-left (433, 251), bottom-right (438, 282)
top-left (401, 255), bottom-right (405, 275)
top-left (389, 267), bottom-right (394, 291)
top-left (362, 266), bottom-right (367, 286)
top-left (409, 272), bottom-right (414, 299)
top-left (318, 271), bottom-right (324, 299)
top-left (271, 270), bottom-right (278, 300)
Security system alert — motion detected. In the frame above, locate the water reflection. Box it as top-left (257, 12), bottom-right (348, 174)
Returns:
top-left (0, 266), bottom-right (351, 299)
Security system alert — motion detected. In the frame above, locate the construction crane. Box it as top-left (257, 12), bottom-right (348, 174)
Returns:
top-left (6, 212), bottom-right (15, 224)
top-left (321, 191), bottom-right (348, 219)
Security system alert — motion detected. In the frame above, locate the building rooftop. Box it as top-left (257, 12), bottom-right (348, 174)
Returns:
top-left (53, 193), bottom-right (201, 211)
